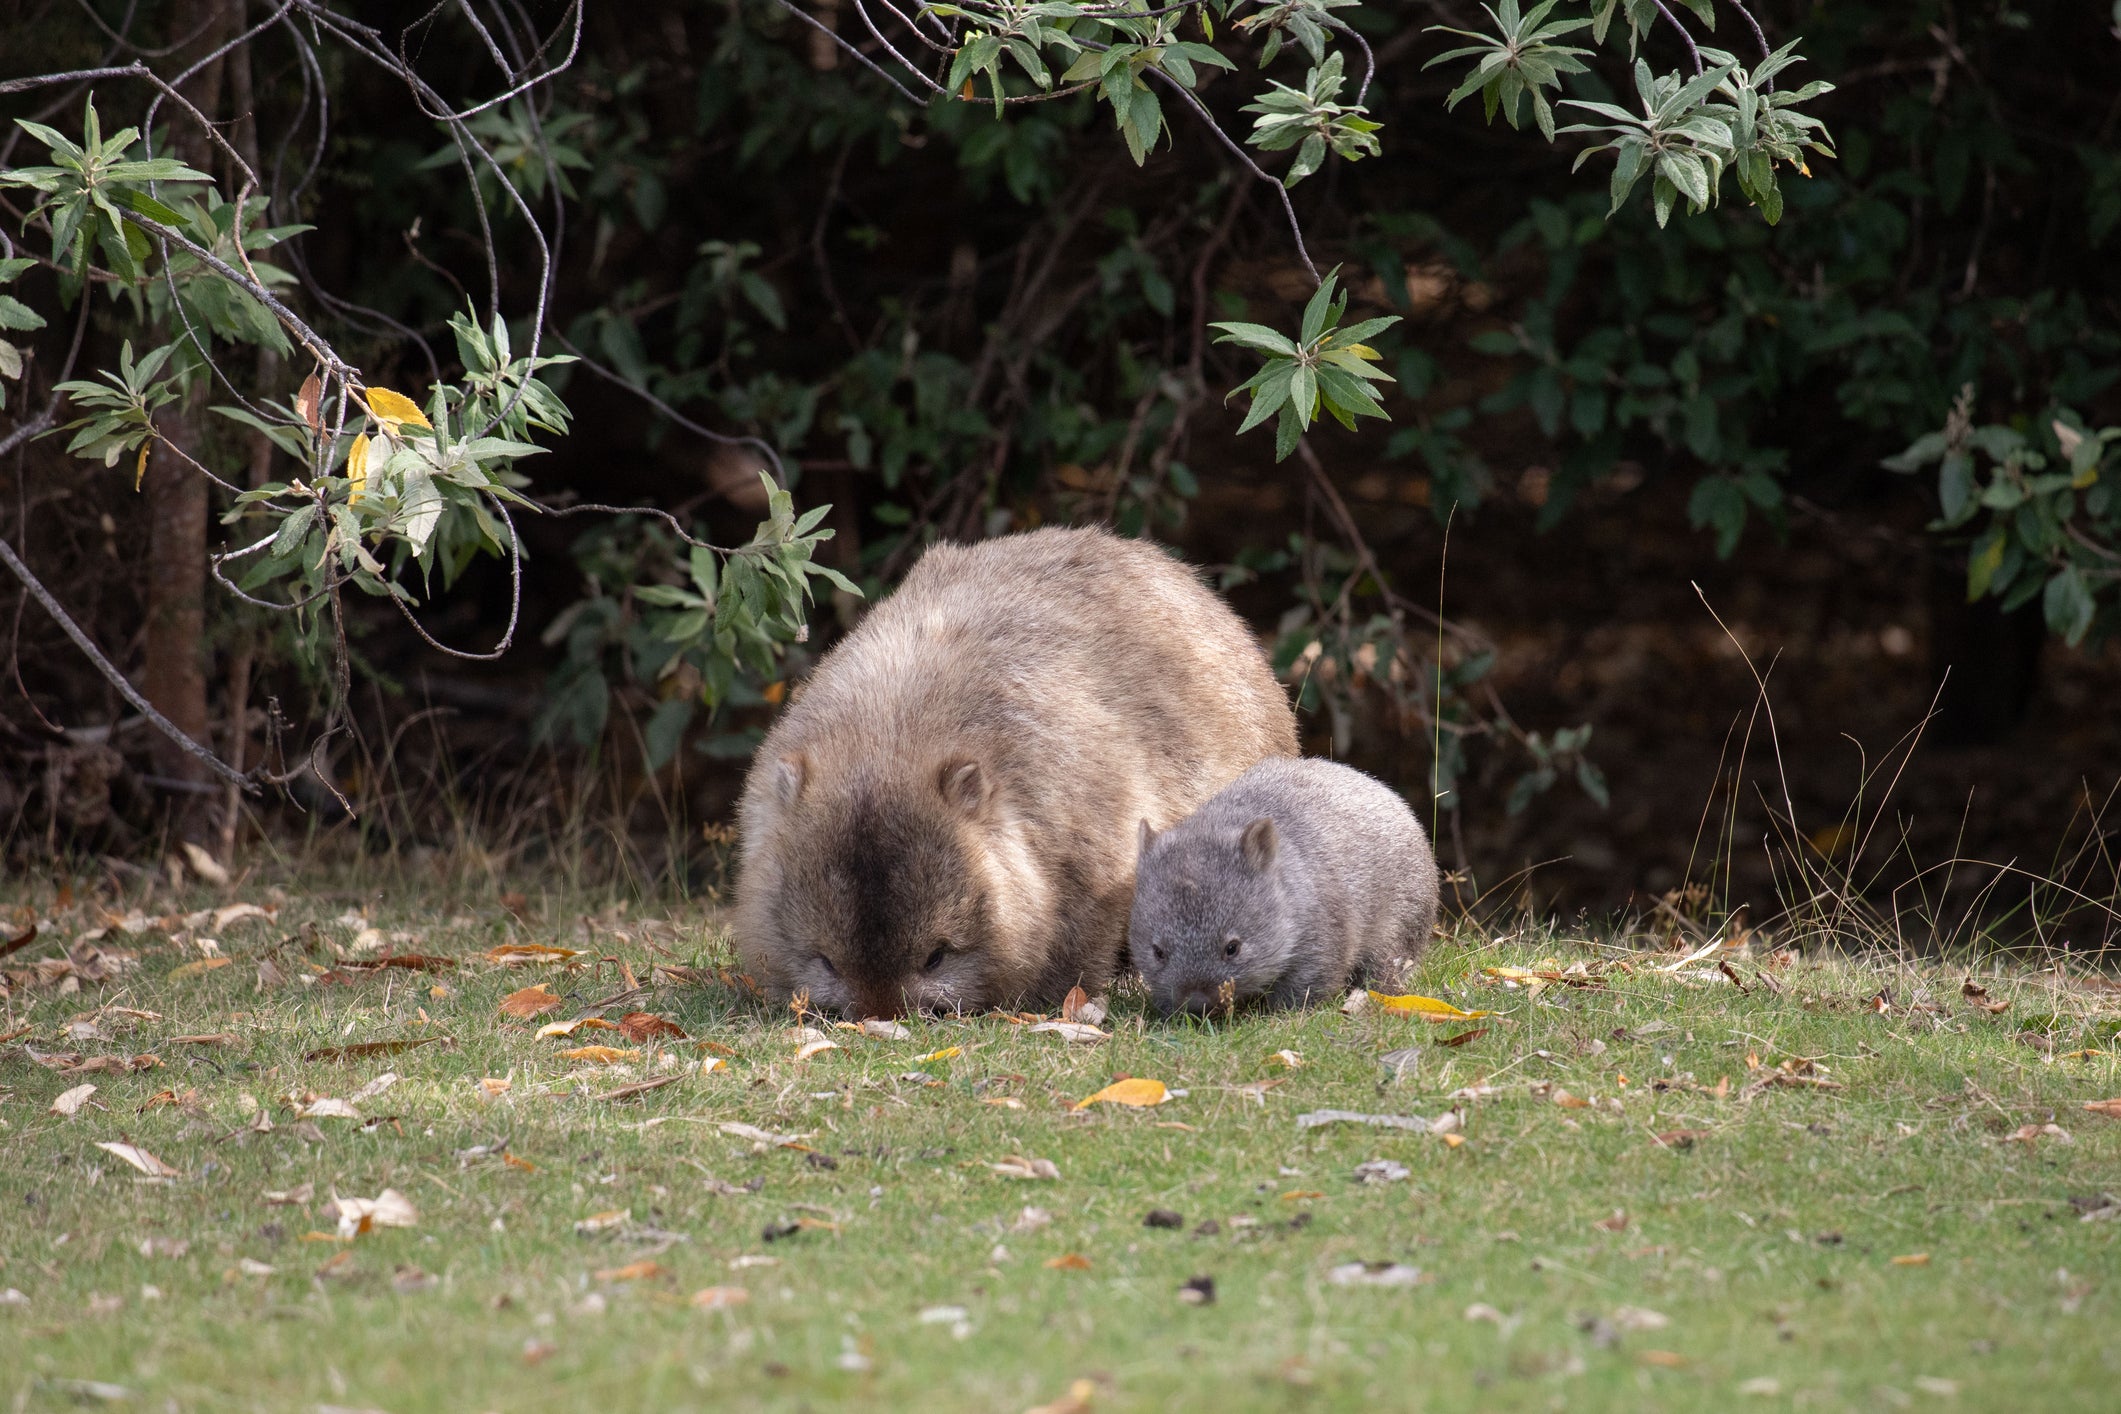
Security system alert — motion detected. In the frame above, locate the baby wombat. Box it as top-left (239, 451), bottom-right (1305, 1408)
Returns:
top-left (734, 526), bottom-right (1297, 1019)
top-left (1130, 757), bottom-right (1438, 1014)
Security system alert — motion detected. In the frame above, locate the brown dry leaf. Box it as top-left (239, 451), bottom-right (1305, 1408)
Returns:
top-left (1044, 1253), bottom-right (1093, 1271)
top-left (1025, 1379), bottom-right (1098, 1414)
top-left (295, 371), bottom-right (322, 430)
top-left (1637, 1350), bottom-right (1689, 1369)
top-left (503, 1152), bottom-right (537, 1172)
top-left (558, 1045), bottom-right (638, 1064)
top-left (719, 1122), bottom-right (813, 1148)
top-left (0, 923), bottom-right (37, 960)
top-left (500, 984), bottom-right (565, 1019)
top-left (1435, 1027), bottom-right (1489, 1049)
top-left (537, 1017), bottom-right (619, 1038)
top-left (2005, 1123), bottom-right (2073, 1145)
top-left (50, 1083), bottom-right (97, 1117)
top-left (1060, 986), bottom-right (1091, 1023)
top-left (303, 1037), bottom-right (447, 1062)
top-left (520, 1339), bottom-right (558, 1367)
top-left (574, 1209), bottom-right (631, 1235)
top-left (794, 1038), bottom-right (840, 1062)
top-left (95, 1142), bottom-right (180, 1178)
top-left (1652, 1129), bottom-right (1709, 1150)
top-left (692, 1286), bottom-right (751, 1309)
top-left (1891, 1253), bottom-right (1931, 1266)
top-left (297, 1098), bottom-right (360, 1120)
top-left (169, 958), bottom-right (233, 979)
top-left (478, 1077), bottom-right (512, 1098)
top-left (1592, 1210), bottom-right (1630, 1232)
top-left (485, 943), bottom-right (580, 965)
top-left (2083, 1099), bottom-right (2121, 1119)
top-left (314, 1249), bottom-right (356, 1280)
top-left (595, 1259), bottom-right (669, 1283)
top-left (984, 1097), bottom-right (1026, 1109)
top-left (1550, 1089), bottom-right (1592, 1110)
top-left (617, 1012), bottom-right (687, 1043)
top-left (861, 1018), bottom-right (912, 1040)
top-left (170, 1033), bottom-right (233, 1046)
top-left (178, 842), bottom-right (230, 886)
top-left (264, 1183), bottom-right (314, 1206)
top-left (1073, 1078), bottom-right (1169, 1111)
top-left (1279, 1190), bottom-right (1326, 1202)
top-left (598, 1075), bottom-right (682, 1102)
top-left (990, 1155), bottom-right (1061, 1181)
top-left (1961, 979), bottom-right (2010, 1014)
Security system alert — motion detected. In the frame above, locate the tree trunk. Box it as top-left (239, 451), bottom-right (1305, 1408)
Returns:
top-left (142, 0), bottom-right (242, 844)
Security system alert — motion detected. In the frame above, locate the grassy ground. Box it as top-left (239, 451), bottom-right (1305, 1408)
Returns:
top-left (1, 877), bottom-right (2118, 1413)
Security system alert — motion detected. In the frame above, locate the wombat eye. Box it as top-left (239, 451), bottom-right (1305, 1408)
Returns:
top-left (1223, 936), bottom-right (1242, 959)
top-left (922, 945), bottom-right (948, 973)
top-left (814, 954), bottom-right (838, 977)
top-left (1151, 945), bottom-right (1166, 963)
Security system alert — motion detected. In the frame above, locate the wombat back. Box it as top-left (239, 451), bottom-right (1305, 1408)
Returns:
top-left (736, 526), bottom-right (1297, 1017)
top-left (1130, 757), bottom-right (1438, 1013)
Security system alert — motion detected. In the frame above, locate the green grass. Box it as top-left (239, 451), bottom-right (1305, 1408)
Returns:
top-left (2, 879), bottom-right (2119, 1412)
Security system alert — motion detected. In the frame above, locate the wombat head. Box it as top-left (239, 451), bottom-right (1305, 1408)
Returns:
top-left (744, 752), bottom-right (1011, 1019)
top-left (1129, 817), bottom-right (1297, 1016)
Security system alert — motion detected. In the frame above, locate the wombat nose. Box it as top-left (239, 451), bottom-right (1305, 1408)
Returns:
top-left (1179, 990), bottom-right (1218, 1016)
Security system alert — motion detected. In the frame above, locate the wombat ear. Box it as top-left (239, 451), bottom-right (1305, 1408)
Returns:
top-left (771, 754), bottom-right (808, 809)
top-left (1137, 819), bottom-right (1156, 857)
top-left (938, 759), bottom-right (987, 815)
top-left (1239, 817), bottom-right (1279, 872)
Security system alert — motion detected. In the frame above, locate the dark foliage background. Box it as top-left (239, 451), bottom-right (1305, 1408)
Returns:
top-left (3, 0), bottom-right (2118, 943)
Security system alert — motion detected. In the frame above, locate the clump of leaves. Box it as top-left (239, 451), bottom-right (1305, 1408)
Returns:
top-left (1424, 0), bottom-right (1593, 143)
top-left (1241, 51), bottom-right (1382, 188)
top-left (1211, 269), bottom-right (1399, 461)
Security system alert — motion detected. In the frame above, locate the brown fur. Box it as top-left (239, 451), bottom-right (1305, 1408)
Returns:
top-left (733, 526), bottom-right (1298, 1017)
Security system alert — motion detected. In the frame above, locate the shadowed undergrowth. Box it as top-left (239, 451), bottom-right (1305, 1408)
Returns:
top-left (1, 876), bottom-right (2118, 1412)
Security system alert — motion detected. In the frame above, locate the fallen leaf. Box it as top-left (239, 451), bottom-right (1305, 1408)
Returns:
top-left (1295, 1109), bottom-right (1432, 1132)
top-left (477, 1077), bottom-right (512, 1098)
top-left (50, 1083), bottom-right (97, 1117)
top-left (916, 1046), bottom-right (963, 1063)
top-left (485, 943), bottom-right (582, 965)
top-left (692, 1286), bottom-right (751, 1309)
top-left (1060, 986), bottom-right (1091, 1022)
top-left (1327, 1261), bottom-right (1423, 1287)
top-left (1653, 1129), bottom-right (1709, 1150)
top-left (178, 842), bottom-right (230, 886)
top-left (169, 958), bottom-right (233, 979)
top-left (537, 1017), bottom-right (620, 1038)
top-left (1367, 991), bottom-right (1494, 1022)
top-left (861, 1018), bottom-right (912, 1040)
top-left (1891, 1253), bottom-right (1930, 1266)
top-left (1638, 1350), bottom-right (1689, 1369)
top-left (1027, 1021), bottom-right (1109, 1044)
top-left (1279, 1190), bottom-right (1326, 1201)
top-left (1435, 1027), bottom-right (1489, 1048)
top-left (503, 1152), bottom-right (537, 1172)
top-left (303, 1037), bottom-right (446, 1062)
top-left (348, 1074), bottom-right (398, 1104)
top-left (1025, 1378), bottom-right (1098, 1414)
top-left (170, 1033), bottom-right (233, 1046)
top-left (1549, 1088), bottom-right (1592, 1110)
top-left (1611, 1305), bottom-right (1669, 1331)
top-left (595, 1259), bottom-right (669, 1283)
top-left (95, 1142), bottom-right (179, 1178)
top-left (558, 1045), bottom-right (639, 1064)
top-left (1266, 1049), bottom-right (1303, 1068)
top-left (1044, 1252), bottom-right (1093, 1271)
top-left (521, 1340), bottom-right (557, 1366)
top-left (297, 1098), bottom-right (360, 1120)
top-left (2005, 1123), bottom-right (2073, 1145)
top-left (984, 1096), bottom-right (1025, 1109)
top-left (989, 1155), bottom-right (1061, 1180)
top-left (1593, 1210), bottom-right (1630, 1233)
top-left (500, 984), bottom-right (564, 1019)
top-left (1352, 1159), bottom-right (1410, 1184)
top-left (598, 1075), bottom-right (682, 1102)
top-left (1961, 979), bottom-right (2010, 1014)
top-left (794, 1038), bottom-right (840, 1061)
top-left (263, 1183), bottom-right (314, 1206)
top-left (574, 1209), bottom-right (631, 1236)
top-left (1073, 1078), bottom-right (1170, 1111)
top-left (2083, 1099), bottom-right (2121, 1119)
top-left (210, 902), bottom-right (271, 930)
top-left (618, 1011), bottom-right (687, 1043)
top-left (326, 1189), bottom-right (417, 1238)
top-left (719, 1122), bottom-right (813, 1148)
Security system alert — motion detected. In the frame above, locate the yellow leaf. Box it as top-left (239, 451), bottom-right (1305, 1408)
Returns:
top-left (1891, 1252), bottom-right (1930, 1267)
top-left (916, 1045), bottom-right (963, 1063)
top-left (1043, 1252), bottom-right (1093, 1271)
top-left (134, 440), bottom-right (151, 491)
top-left (485, 943), bottom-right (583, 965)
top-left (558, 1045), bottom-right (639, 1064)
top-left (364, 386), bottom-right (431, 430)
top-left (536, 1017), bottom-right (618, 1038)
top-left (1368, 990), bottom-right (1493, 1022)
top-left (498, 983), bottom-right (563, 1019)
top-left (1073, 1077), bottom-right (1169, 1111)
top-left (347, 432), bottom-right (370, 502)
top-left (169, 957), bottom-right (233, 979)
top-left (1345, 343), bottom-right (1383, 360)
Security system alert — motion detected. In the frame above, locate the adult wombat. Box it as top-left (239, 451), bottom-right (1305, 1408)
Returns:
top-left (734, 526), bottom-right (1297, 1018)
top-left (1129, 757), bottom-right (1438, 1015)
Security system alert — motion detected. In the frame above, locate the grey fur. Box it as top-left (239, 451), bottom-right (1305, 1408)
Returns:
top-left (734, 526), bottom-right (1298, 1018)
top-left (1129, 757), bottom-right (1439, 1015)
